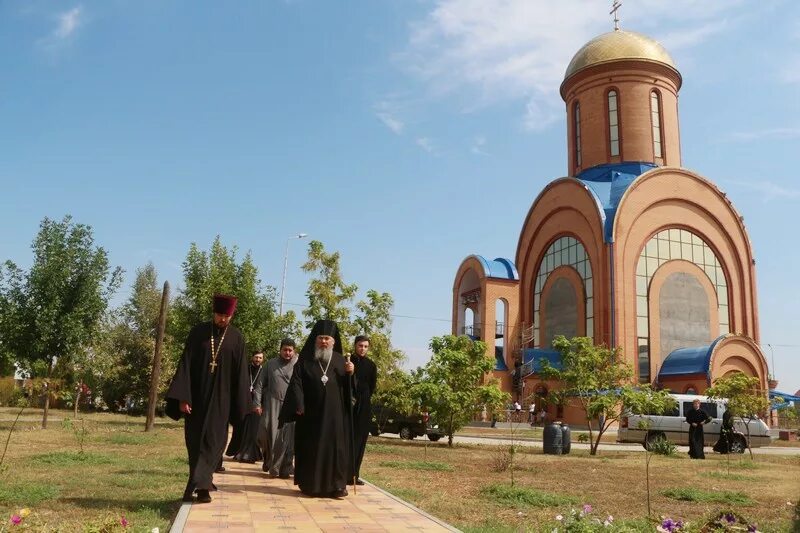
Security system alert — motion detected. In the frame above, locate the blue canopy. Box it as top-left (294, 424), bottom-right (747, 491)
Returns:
top-left (769, 389), bottom-right (800, 409)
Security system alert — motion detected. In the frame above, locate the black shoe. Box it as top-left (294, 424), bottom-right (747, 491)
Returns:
top-left (278, 473), bottom-right (291, 479)
top-left (356, 479), bottom-right (365, 486)
top-left (330, 488), bottom-right (348, 498)
top-left (215, 465), bottom-right (226, 473)
top-left (196, 490), bottom-right (212, 503)
top-left (181, 492), bottom-right (194, 503)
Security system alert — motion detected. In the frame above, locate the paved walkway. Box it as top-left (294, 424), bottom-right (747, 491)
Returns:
top-left (172, 459), bottom-right (459, 532)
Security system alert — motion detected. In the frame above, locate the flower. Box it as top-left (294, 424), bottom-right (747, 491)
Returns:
top-left (606, 515), bottom-right (614, 523)
top-left (10, 515), bottom-right (22, 525)
top-left (582, 504), bottom-right (593, 514)
top-left (18, 509), bottom-right (30, 518)
top-left (120, 516), bottom-right (129, 527)
top-left (151, 529), bottom-right (160, 533)
top-left (555, 515), bottom-right (563, 521)
top-left (603, 520), bottom-right (611, 527)
top-left (724, 513), bottom-right (736, 524)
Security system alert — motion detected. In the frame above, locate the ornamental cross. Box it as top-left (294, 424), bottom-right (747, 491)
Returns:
top-left (610, 0), bottom-right (622, 31)
top-left (209, 360), bottom-right (218, 373)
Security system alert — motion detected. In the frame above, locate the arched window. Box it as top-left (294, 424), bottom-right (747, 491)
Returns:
top-left (650, 91), bottom-right (663, 158)
top-left (608, 90), bottom-right (620, 156)
top-left (574, 102), bottom-right (582, 168)
top-left (533, 236), bottom-right (593, 347)
top-left (635, 229), bottom-right (729, 383)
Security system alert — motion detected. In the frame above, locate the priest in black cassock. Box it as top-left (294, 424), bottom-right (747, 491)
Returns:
top-left (166, 294), bottom-right (250, 503)
top-left (280, 319), bottom-right (355, 498)
top-left (349, 335), bottom-right (377, 486)
top-left (685, 398), bottom-right (711, 459)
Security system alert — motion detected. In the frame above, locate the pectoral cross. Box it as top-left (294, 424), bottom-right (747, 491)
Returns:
top-left (209, 360), bottom-right (218, 373)
top-left (610, 0), bottom-right (622, 31)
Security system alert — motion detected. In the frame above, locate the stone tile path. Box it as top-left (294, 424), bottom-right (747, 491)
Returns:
top-left (171, 459), bottom-right (459, 532)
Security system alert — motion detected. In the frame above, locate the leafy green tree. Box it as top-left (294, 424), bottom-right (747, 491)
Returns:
top-left (94, 263), bottom-right (176, 412)
top-left (413, 335), bottom-right (509, 447)
top-left (706, 372), bottom-right (770, 459)
top-left (172, 236), bottom-right (300, 358)
top-left (301, 240), bottom-right (358, 337)
top-left (0, 216), bottom-right (122, 428)
top-left (540, 335), bottom-right (636, 455)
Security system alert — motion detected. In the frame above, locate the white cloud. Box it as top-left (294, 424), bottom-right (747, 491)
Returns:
top-left (399, 0), bottom-right (747, 131)
top-left (416, 137), bottom-right (435, 153)
top-left (471, 136), bottom-right (488, 155)
top-left (38, 5), bottom-right (84, 52)
top-left (55, 7), bottom-right (82, 39)
top-left (373, 100), bottom-right (405, 135)
top-left (725, 128), bottom-right (800, 142)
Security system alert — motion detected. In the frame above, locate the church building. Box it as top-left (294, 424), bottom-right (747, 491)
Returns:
top-left (451, 28), bottom-right (771, 424)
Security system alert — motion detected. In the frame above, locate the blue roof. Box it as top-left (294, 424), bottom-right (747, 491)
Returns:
top-left (469, 255), bottom-right (519, 280)
top-left (576, 162), bottom-right (658, 243)
top-left (521, 348), bottom-right (562, 374)
top-left (770, 390), bottom-right (800, 404)
top-left (657, 335), bottom-right (726, 382)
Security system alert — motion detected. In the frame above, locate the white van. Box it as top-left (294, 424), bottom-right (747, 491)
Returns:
top-left (618, 394), bottom-right (772, 452)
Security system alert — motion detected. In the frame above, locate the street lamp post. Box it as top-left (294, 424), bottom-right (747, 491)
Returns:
top-left (279, 233), bottom-right (308, 316)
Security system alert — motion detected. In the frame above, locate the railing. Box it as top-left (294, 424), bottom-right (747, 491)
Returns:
top-left (461, 325), bottom-right (481, 338)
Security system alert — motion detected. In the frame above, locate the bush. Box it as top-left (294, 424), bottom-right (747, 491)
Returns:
top-left (649, 437), bottom-right (677, 456)
top-left (0, 377), bottom-right (26, 407)
top-left (661, 487), bottom-right (754, 505)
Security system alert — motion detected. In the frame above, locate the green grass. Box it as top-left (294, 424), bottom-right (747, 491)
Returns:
top-left (366, 443), bottom-right (394, 454)
top-left (661, 487), bottom-right (754, 505)
top-left (30, 451), bottom-right (116, 465)
top-left (388, 487), bottom-right (421, 502)
top-left (105, 431), bottom-right (161, 445)
top-left (701, 471), bottom-right (756, 481)
top-left (479, 484), bottom-right (577, 508)
top-left (379, 460), bottom-right (454, 471)
top-left (0, 481), bottom-right (59, 505)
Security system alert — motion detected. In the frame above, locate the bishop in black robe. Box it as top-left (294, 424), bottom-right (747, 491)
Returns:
top-left (166, 294), bottom-right (250, 502)
top-left (280, 320), bottom-right (355, 498)
top-left (350, 335), bottom-right (377, 484)
top-left (685, 400), bottom-right (711, 459)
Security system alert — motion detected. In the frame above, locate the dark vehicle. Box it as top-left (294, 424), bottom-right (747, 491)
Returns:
top-left (369, 405), bottom-right (442, 441)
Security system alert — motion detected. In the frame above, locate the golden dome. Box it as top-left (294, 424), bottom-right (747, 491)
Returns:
top-left (563, 30), bottom-right (678, 81)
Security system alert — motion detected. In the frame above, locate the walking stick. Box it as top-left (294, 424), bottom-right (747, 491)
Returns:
top-left (345, 353), bottom-right (357, 495)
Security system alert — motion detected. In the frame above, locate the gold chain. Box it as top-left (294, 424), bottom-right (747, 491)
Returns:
top-left (209, 323), bottom-right (228, 374)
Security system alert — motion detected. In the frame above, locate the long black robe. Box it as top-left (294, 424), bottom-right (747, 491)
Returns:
top-left (233, 363), bottom-right (264, 463)
top-left (280, 352), bottom-right (353, 496)
top-left (713, 410), bottom-right (735, 454)
top-left (166, 322), bottom-right (250, 492)
top-left (686, 407), bottom-right (711, 459)
top-left (350, 355), bottom-right (376, 480)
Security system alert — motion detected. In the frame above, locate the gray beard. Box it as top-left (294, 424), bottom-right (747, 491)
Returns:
top-left (314, 346), bottom-right (333, 365)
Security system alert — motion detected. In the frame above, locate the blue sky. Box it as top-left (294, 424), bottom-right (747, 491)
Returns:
top-left (1, 1), bottom-right (798, 394)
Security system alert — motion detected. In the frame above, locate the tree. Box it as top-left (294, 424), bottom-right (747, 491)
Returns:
top-left (539, 336), bottom-right (636, 455)
top-left (623, 386), bottom-right (677, 518)
top-left (301, 240), bottom-right (358, 337)
top-left (172, 236), bottom-right (300, 358)
top-left (0, 216), bottom-right (122, 428)
top-left (706, 372), bottom-right (770, 459)
top-left (413, 335), bottom-right (508, 447)
top-left (95, 263), bottom-right (174, 412)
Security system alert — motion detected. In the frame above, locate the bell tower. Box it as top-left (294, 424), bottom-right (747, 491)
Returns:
top-left (560, 30), bottom-right (683, 176)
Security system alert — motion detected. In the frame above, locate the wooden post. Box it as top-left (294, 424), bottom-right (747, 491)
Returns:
top-left (145, 281), bottom-right (170, 432)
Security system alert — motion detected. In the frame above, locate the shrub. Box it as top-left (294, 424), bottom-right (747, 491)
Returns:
top-left (649, 437), bottom-right (677, 456)
top-left (480, 484), bottom-right (577, 507)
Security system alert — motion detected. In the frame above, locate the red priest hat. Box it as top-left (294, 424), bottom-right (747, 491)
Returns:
top-left (212, 294), bottom-right (238, 316)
